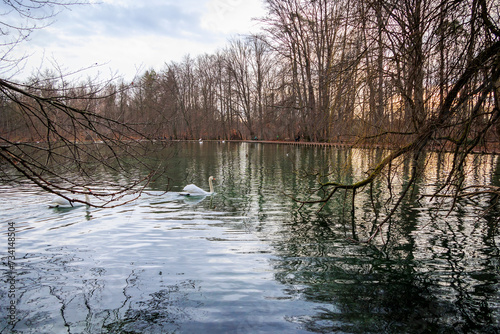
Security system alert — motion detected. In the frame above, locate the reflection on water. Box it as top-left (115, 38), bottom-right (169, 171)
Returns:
top-left (1, 142), bottom-right (499, 333)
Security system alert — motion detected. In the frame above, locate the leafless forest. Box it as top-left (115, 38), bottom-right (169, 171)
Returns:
top-left (2, 0), bottom-right (499, 147)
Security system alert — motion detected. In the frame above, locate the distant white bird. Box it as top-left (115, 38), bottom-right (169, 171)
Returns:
top-left (199, 138), bottom-right (203, 143)
top-left (180, 176), bottom-right (215, 196)
top-left (49, 188), bottom-right (91, 208)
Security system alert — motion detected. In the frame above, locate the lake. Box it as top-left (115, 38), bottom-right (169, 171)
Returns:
top-left (1, 141), bottom-right (500, 333)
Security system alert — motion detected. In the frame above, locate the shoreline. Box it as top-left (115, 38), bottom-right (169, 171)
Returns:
top-left (176, 139), bottom-right (500, 155)
top-left (3, 138), bottom-right (499, 155)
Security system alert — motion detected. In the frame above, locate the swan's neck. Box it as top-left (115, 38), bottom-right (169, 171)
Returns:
top-left (209, 178), bottom-right (214, 193)
top-left (85, 192), bottom-right (90, 204)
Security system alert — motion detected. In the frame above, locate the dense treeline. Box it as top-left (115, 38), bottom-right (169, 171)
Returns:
top-left (1, 0), bottom-right (499, 147)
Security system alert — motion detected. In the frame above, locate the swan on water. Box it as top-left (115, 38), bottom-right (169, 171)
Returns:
top-left (180, 176), bottom-right (215, 196)
top-left (49, 188), bottom-right (91, 208)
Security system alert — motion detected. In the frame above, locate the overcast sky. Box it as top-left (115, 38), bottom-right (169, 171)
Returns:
top-left (9, 0), bottom-right (267, 81)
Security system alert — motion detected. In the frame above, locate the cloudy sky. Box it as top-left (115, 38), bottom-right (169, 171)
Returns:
top-left (7, 0), bottom-right (266, 81)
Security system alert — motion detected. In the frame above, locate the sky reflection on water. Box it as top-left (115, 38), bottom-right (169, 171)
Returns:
top-left (1, 142), bottom-right (500, 333)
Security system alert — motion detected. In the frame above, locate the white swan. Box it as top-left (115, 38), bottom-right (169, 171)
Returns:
top-left (180, 176), bottom-right (215, 196)
top-left (49, 188), bottom-right (91, 208)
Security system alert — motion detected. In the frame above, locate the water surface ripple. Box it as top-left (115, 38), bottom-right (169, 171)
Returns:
top-left (1, 142), bottom-right (499, 333)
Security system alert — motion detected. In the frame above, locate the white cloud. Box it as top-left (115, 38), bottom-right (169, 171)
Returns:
top-left (6, 0), bottom-right (266, 81)
top-left (201, 0), bottom-right (266, 34)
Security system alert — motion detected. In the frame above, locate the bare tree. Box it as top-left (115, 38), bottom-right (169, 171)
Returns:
top-left (0, 1), bottom-right (164, 207)
top-left (293, 0), bottom-right (500, 241)
top-left (226, 38), bottom-right (257, 139)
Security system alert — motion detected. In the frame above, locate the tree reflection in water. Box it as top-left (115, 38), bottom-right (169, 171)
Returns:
top-left (103, 279), bottom-right (202, 333)
top-left (2, 247), bottom-right (203, 333)
top-left (2, 143), bottom-right (500, 333)
top-left (270, 211), bottom-right (500, 333)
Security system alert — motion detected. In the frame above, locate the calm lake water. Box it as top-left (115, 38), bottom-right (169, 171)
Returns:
top-left (1, 141), bottom-right (500, 333)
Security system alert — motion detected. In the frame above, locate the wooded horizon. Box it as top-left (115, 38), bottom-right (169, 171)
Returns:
top-left (1, 0), bottom-right (499, 153)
